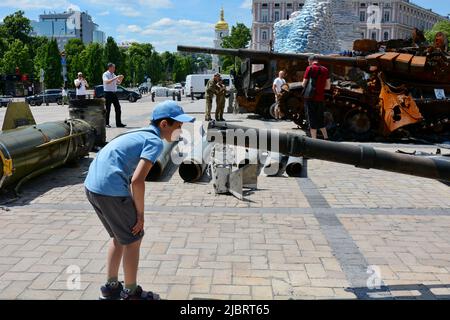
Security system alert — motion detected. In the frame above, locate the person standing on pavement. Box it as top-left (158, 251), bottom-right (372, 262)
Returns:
top-left (85, 100), bottom-right (195, 300)
top-left (302, 55), bottom-right (330, 140)
top-left (215, 76), bottom-right (226, 121)
top-left (204, 73), bottom-right (220, 121)
top-left (103, 63), bottom-right (126, 128)
top-left (74, 72), bottom-right (89, 100)
top-left (272, 70), bottom-right (286, 120)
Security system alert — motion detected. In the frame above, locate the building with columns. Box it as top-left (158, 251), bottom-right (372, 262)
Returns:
top-left (212, 8), bottom-right (230, 72)
top-left (251, 0), bottom-right (448, 51)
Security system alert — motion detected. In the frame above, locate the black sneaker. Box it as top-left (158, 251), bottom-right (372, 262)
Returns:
top-left (105, 124), bottom-right (111, 128)
top-left (117, 123), bottom-right (127, 128)
top-left (99, 281), bottom-right (123, 300)
top-left (120, 285), bottom-right (161, 300)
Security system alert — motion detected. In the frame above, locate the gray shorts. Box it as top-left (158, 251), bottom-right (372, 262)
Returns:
top-left (85, 188), bottom-right (144, 245)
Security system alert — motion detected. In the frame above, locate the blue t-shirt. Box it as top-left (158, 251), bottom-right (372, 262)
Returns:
top-left (84, 125), bottom-right (163, 196)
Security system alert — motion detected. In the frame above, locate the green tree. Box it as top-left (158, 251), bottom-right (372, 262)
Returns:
top-left (28, 36), bottom-right (49, 58)
top-left (80, 43), bottom-right (105, 86)
top-left (221, 23), bottom-right (251, 73)
top-left (127, 43), bottom-right (154, 86)
top-left (0, 38), bottom-right (9, 61)
top-left (0, 39), bottom-right (32, 75)
top-left (146, 51), bottom-right (164, 84)
top-left (104, 37), bottom-right (123, 71)
top-left (0, 11), bottom-right (32, 45)
top-left (425, 20), bottom-right (450, 44)
top-left (33, 39), bottom-right (62, 89)
top-left (172, 54), bottom-right (193, 82)
top-left (160, 51), bottom-right (176, 81)
top-left (64, 38), bottom-right (85, 88)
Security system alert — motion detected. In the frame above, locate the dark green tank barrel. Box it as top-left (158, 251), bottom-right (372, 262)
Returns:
top-left (69, 98), bottom-right (106, 147)
top-left (177, 45), bottom-right (368, 69)
top-left (0, 119), bottom-right (95, 191)
top-left (206, 122), bottom-right (450, 182)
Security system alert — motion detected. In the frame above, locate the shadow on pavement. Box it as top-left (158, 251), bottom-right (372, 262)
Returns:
top-left (346, 283), bottom-right (450, 300)
top-left (0, 156), bottom-right (93, 207)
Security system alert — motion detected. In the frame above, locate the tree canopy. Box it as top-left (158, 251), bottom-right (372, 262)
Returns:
top-left (220, 23), bottom-right (252, 73)
top-left (425, 20), bottom-right (450, 44)
top-left (1, 10), bottom-right (223, 91)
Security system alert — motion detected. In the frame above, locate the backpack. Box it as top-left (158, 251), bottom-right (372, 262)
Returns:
top-left (303, 66), bottom-right (322, 100)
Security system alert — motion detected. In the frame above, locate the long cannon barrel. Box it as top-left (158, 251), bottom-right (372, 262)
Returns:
top-left (0, 119), bottom-right (96, 192)
top-left (206, 122), bottom-right (450, 182)
top-left (146, 141), bottom-right (177, 181)
top-left (178, 136), bottom-right (214, 182)
top-left (177, 45), bottom-right (368, 69)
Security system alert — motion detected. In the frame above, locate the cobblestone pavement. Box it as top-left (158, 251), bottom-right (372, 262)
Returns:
top-left (1, 95), bottom-right (450, 300)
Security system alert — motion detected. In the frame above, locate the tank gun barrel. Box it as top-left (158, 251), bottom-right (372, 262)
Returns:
top-left (206, 122), bottom-right (450, 183)
top-left (177, 45), bottom-right (368, 69)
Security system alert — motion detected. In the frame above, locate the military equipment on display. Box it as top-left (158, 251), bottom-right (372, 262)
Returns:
top-left (0, 102), bottom-right (96, 194)
top-left (69, 99), bottom-right (107, 147)
top-left (178, 32), bottom-right (450, 140)
top-left (146, 141), bottom-right (177, 181)
top-left (206, 121), bottom-right (450, 183)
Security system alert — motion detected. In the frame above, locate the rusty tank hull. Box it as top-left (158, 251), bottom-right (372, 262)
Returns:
top-left (178, 40), bottom-right (450, 141)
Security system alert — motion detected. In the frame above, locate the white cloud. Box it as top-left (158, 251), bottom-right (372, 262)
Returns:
top-left (0, 0), bottom-right (69, 9)
top-left (98, 10), bottom-right (110, 16)
top-left (240, 0), bottom-right (252, 9)
top-left (118, 6), bottom-right (141, 17)
top-left (151, 18), bottom-right (173, 28)
top-left (138, 0), bottom-right (173, 9)
top-left (127, 24), bottom-right (143, 33)
top-left (116, 17), bottom-right (216, 52)
top-left (67, 3), bottom-right (81, 11)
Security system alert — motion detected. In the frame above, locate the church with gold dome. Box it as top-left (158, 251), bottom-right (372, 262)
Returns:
top-left (212, 7), bottom-right (229, 72)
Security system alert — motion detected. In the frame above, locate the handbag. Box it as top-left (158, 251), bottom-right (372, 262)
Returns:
top-left (303, 67), bottom-right (321, 100)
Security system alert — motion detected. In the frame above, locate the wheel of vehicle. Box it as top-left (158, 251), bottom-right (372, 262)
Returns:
top-left (29, 100), bottom-right (36, 106)
top-left (344, 108), bottom-right (371, 134)
top-left (269, 102), bottom-right (278, 120)
top-left (129, 95), bottom-right (136, 103)
top-left (56, 99), bottom-right (62, 105)
top-left (37, 102), bottom-right (43, 106)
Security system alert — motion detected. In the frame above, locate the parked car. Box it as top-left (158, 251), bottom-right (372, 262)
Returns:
top-left (93, 85), bottom-right (142, 103)
top-left (0, 95), bottom-right (13, 107)
top-left (25, 89), bottom-right (63, 106)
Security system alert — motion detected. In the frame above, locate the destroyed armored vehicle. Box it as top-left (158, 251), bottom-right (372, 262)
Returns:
top-left (178, 32), bottom-right (450, 141)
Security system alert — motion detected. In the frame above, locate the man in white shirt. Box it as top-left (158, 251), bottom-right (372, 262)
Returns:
top-left (103, 63), bottom-right (126, 128)
top-left (74, 72), bottom-right (89, 100)
top-left (272, 70), bottom-right (286, 120)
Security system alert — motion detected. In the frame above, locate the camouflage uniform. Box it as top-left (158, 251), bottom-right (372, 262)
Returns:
top-left (205, 78), bottom-right (219, 121)
top-left (215, 83), bottom-right (226, 121)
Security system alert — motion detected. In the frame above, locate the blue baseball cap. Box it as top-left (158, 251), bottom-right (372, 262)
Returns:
top-left (151, 100), bottom-right (195, 123)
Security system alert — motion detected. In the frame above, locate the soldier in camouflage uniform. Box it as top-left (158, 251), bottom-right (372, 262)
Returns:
top-left (215, 77), bottom-right (226, 121)
top-left (205, 73), bottom-right (221, 121)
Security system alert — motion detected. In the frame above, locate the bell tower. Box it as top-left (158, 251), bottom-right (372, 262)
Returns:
top-left (212, 7), bottom-right (229, 72)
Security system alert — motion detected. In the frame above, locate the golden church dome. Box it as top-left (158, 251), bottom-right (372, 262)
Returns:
top-left (215, 7), bottom-right (229, 31)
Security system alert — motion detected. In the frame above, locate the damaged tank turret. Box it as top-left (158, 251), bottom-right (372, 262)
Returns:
top-left (178, 32), bottom-right (450, 140)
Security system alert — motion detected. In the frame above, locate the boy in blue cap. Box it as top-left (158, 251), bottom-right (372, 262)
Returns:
top-left (85, 100), bottom-right (195, 300)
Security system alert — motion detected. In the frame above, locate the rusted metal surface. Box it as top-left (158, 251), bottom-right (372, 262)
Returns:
top-left (178, 31), bottom-right (450, 140)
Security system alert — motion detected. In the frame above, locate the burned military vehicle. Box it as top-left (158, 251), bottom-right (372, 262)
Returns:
top-left (178, 34), bottom-right (450, 141)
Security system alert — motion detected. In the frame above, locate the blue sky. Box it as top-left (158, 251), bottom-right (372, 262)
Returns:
top-left (0, 0), bottom-right (448, 52)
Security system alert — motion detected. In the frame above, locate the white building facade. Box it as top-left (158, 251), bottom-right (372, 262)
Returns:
top-left (251, 0), bottom-right (447, 51)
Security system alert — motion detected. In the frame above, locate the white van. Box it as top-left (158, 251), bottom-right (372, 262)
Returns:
top-left (185, 74), bottom-right (232, 99)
